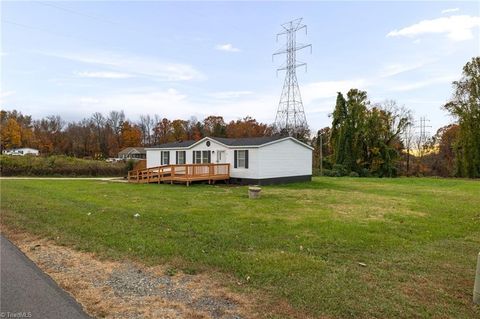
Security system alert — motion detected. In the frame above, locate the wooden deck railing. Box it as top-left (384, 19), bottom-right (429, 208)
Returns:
top-left (127, 163), bottom-right (230, 186)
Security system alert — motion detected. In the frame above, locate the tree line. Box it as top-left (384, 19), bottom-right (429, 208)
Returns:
top-left (0, 111), bottom-right (273, 158)
top-left (312, 57), bottom-right (479, 178)
top-left (1, 57), bottom-right (478, 178)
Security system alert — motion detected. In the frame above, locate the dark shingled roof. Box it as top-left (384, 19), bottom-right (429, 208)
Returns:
top-left (118, 147), bottom-right (146, 154)
top-left (150, 136), bottom-right (285, 149)
top-left (150, 140), bottom-right (197, 149)
top-left (211, 136), bottom-right (284, 146)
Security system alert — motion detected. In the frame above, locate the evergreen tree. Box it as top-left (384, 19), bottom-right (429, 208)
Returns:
top-left (330, 92), bottom-right (347, 164)
top-left (344, 89), bottom-right (369, 172)
top-left (444, 57), bottom-right (480, 178)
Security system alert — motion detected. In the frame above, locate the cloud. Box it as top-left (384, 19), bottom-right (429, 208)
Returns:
top-left (215, 43), bottom-right (241, 52)
top-left (442, 8), bottom-right (460, 14)
top-left (27, 86), bottom-right (275, 124)
top-left (44, 51), bottom-right (205, 81)
top-left (80, 88), bottom-right (188, 114)
top-left (75, 71), bottom-right (134, 79)
top-left (387, 15), bottom-right (480, 41)
top-left (390, 75), bottom-right (457, 92)
top-left (0, 90), bottom-right (15, 104)
top-left (206, 91), bottom-right (253, 99)
top-left (302, 79), bottom-right (369, 104)
top-left (380, 61), bottom-right (429, 77)
top-left (1, 90), bottom-right (15, 98)
top-left (79, 97), bottom-right (100, 104)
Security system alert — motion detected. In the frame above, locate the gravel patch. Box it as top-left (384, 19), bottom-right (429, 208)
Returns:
top-left (191, 295), bottom-right (238, 319)
top-left (106, 264), bottom-right (167, 297)
top-left (104, 264), bottom-right (244, 318)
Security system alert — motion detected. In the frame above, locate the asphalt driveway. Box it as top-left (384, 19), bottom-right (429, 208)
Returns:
top-left (0, 235), bottom-right (90, 319)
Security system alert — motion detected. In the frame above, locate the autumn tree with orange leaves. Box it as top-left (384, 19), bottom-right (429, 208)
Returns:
top-left (1, 118), bottom-right (22, 149)
top-left (120, 121), bottom-right (142, 147)
top-left (226, 116), bottom-right (273, 138)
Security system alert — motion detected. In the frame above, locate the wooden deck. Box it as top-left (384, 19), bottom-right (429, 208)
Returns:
top-left (127, 163), bottom-right (230, 186)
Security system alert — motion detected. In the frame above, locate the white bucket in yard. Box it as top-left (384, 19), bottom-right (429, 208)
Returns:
top-left (248, 186), bottom-right (261, 199)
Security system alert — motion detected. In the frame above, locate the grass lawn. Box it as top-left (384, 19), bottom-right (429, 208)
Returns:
top-left (1, 177), bottom-right (479, 318)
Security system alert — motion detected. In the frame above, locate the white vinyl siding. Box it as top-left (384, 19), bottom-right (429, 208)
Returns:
top-left (257, 138), bottom-right (312, 178)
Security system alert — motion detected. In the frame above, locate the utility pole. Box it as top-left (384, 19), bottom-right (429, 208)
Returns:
top-left (403, 123), bottom-right (413, 175)
top-left (319, 132), bottom-right (323, 176)
top-left (273, 18), bottom-right (311, 137)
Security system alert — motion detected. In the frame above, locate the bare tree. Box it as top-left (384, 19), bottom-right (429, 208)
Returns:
top-left (139, 114), bottom-right (153, 146)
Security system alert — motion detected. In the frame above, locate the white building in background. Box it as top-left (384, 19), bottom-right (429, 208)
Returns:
top-left (145, 136), bottom-right (313, 185)
top-left (2, 148), bottom-right (39, 156)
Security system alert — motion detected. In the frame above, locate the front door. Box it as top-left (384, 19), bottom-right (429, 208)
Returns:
top-left (216, 150), bottom-right (226, 163)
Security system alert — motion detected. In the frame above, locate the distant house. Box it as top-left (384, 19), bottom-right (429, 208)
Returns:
top-left (2, 148), bottom-right (39, 156)
top-left (144, 136), bottom-right (313, 184)
top-left (118, 147), bottom-right (146, 160)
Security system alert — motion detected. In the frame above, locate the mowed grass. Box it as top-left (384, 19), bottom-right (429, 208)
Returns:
top-left (1, 177), bottom-right (479, 318)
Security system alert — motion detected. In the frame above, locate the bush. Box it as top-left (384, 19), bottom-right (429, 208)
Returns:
top-left (321, 169), bottom-right (334, 177)
top-left (348, 171), bottom-right (360, 177)
top-left (359, 168), bottom-right (371, 177)
top-left (332, 164), bottom-right (348, 177)
top-left (126, 159), bottom-right (136, 172)
top-left (0, 155), bottom-right (128, 177)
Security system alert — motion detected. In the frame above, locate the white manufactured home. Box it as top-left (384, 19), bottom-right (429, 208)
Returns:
top-left (133, 136), bottom-right (312, 185)
top-left (2, 148), bottom-right (39, 156)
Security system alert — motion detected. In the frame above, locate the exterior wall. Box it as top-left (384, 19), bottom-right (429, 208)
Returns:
top-left (257, 139), bottom-right (312, 179)
top-left (188, 139), bottom-right (228, 164)
top-left (146, 149), bottom-right (161, 168)
top-left (228, 148), bottom-right (259, 179)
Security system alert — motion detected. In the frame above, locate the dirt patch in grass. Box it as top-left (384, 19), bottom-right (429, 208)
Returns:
top-left (267, 188), bottom-right (425, 221)
top-left (1, 228), bottom-right (260, 319)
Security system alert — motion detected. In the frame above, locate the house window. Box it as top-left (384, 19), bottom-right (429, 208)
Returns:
top-left (176, 151), bottom-right (186, 164)
top-left (202, 151), bottom-right (210, 163)
top-left (193, 151), bottom-right (210, 164)
top-left (235, 150), bottom-right (249, 168)
top-left (161, 151), bottom-right (170, 165)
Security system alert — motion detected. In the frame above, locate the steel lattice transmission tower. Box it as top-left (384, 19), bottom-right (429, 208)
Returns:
top-left (273, 18), bottom-right (312, 137)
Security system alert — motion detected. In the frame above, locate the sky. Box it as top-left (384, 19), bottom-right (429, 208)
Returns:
top-left (1, 1), bottom-right (479, 135)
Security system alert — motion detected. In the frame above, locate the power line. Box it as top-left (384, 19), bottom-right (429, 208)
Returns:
top-left (34, 1), bottom-right (172, 44)
top-left (2, 19), bottom-right (115, 47)
top-left (36, 1), bottom-right (119, 26)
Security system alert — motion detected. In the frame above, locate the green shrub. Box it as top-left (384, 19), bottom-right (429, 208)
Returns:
top-left (332, 164), bottom-right (348, 177)
top-left (359, 168), bottom-right (371, 177)
top-left (349, 171), bottom-right (360, 177)
top-left (0, 155), bottom-right (127, 177)
top-left (125, 159), bottom-right (136, 172)
top-left (323, 169), bottom-right (335, 177)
